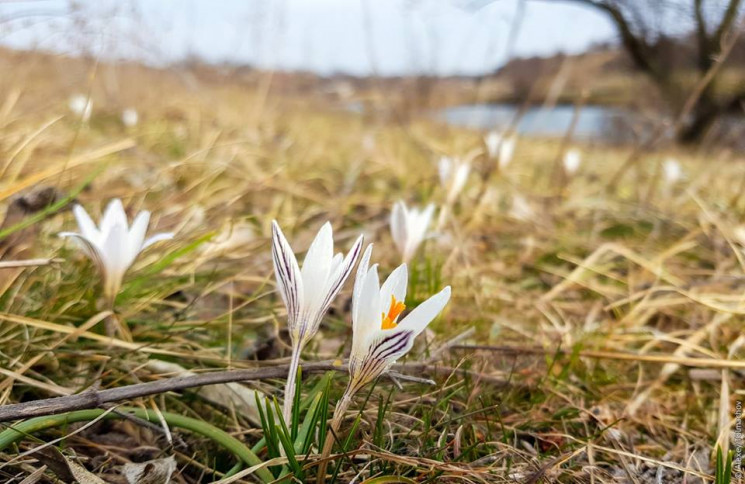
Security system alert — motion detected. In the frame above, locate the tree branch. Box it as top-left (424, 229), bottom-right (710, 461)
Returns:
top-left (0, 361), bottom-right (509, 423)
top-left (539, 0), bottom-right (669, 85)
top-left (713, 0), bottom-right (743, 50)
top-left (695, 0), bottom-right (712, 71)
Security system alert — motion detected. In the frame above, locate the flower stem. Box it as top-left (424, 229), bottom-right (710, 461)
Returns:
top-left (282, 342), bottom-right (303, 425)
top-left (317, 389), bottom-right (354, 484)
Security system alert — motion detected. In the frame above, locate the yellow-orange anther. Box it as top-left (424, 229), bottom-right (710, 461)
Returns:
top-left (381, 295), bottom-right (406, 330)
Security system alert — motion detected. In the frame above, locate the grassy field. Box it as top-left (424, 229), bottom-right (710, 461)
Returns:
top-left (0, 52), bottom-right (743, 483)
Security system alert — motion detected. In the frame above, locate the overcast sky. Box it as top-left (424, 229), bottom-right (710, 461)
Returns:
top-left (0, 0), bottom-right (616, 76)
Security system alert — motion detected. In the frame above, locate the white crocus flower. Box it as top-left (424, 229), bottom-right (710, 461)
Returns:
top-left (122, 108), bottom-right (139, 127)
top-left (320, 245), bottom-right (450, 462)
top-left (663, 157), bottom-right (682, 184)
top-left (347, 246), bottom-right (450, 393)
top-left (60, 199), bottom-right (174, 307)
top-left (485, 131), bottom-right (502, 159)
top-left (390, 201), bottom-right (435, 263)
top-left (498, 136), bottom-right (517, 169)
top-left (271, 220), bottom-right (363, 423)
top-left (438, 156), bottom-right (471, 203)
top-left (563, 149), bottom-right (582, 175)
top-left (69, 94), bottom-right (92, 123)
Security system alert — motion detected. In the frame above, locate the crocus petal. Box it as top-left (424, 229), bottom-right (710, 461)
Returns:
top-left (353, 264), bottom-right (381, 341)
top-left (59, 232), bottom-right (106, 275)
top-left (142, 232), bottom-right (174, 249)
top-left (410, 204), bottom-right (434, 255)
top-left (271, 221), bottom-right (304, 328)
top-left (101, 199), bottom-right (128, 233)
top-left (72, 205), bottom-right (100, 243)
top-left (301, 222), bottom-right (334, 318)
top-left (485, 131), bottom-right (501, 158)
top-left (129, 211), bottom-right (150, 254)
top-left (100, 223), bottom-right (131, 300)
top-left (352, 244), bottom-right (374, 325)
top-left (390, 202), bottom-right (407, 255)
top-left (499, 138), bottom-right (516, 168)
top-left (398, 286), bottom-right (451, 336)
top-left (349, 328), bottom-right (416, 393)
top-left (438, 157), bottom-right (452, 187)
top-left (379, 263), bottom-right (407, 315)
top-left (451, 161), bottom-right (470, 196)
top-left (317, 234), bottom-right (364, 318)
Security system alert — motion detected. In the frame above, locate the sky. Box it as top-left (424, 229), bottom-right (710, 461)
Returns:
top-left (0, 0), bottom-right (617, 76)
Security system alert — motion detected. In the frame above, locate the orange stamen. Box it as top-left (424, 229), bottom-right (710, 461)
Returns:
top-left (381, 295), bottom-right (406, 330)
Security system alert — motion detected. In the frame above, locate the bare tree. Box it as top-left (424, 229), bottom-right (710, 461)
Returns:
top-left (545, 0), bottom-right (744, 143)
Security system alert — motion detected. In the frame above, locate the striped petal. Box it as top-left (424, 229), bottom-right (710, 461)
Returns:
top-left (317, 234), bottom-right (363, 320)
top-left (271, 221), bottom-right (304, 328)
top-left (349, 329), bottom-right (416, 393)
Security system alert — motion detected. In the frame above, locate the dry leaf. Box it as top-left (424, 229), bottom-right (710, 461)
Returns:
top-left (19, 466), bottom-right (47, 484)
top-left (123, 456), bottom-right (176, 484)
top-left (32, 446), bottom-right (108, 483)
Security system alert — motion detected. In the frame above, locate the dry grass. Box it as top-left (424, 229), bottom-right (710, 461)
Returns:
top-left (0, 50), bottom-right (742, 483)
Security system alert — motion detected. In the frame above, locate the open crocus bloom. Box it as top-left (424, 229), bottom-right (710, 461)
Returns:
top-left (347, 245), bottom-right (451, 394)
top-left (390, 201), bottom-right (435, 263)
top-left (271, 221), bottom-right (364, 347)
top-left (438, 156), bottom-right (471, 202)
top-left (60, 199), bottom-right (174, 306)
top-left (563, 149), bottom-right (581, 174)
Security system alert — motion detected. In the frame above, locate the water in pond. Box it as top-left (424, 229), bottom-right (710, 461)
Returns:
top-left (437, 103), bottom-right (651, 144)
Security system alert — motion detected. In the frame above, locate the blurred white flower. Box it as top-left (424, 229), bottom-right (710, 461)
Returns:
top-left (121, 108), bottom-right (139, 127)
top-left (271, 220), bottom-right (363, 422)
top-left (60, 199), bottom-right (173, 306)
top-left (484, 131), bottom-right (502, 159)
top-left (563, 149), bottom-right (582, 175)
top-left (499, 136), bottom-right (517, 169)
top-left (390, 201), bottom-right (435, 263)
top-left (509, 194), bottom-right (534, 221)
top-left (69, 94), bottom-right (92, 123)
top-left (663, 157), bottom-right (683, 184)
top-left (348, 245), bottom-right (450, 394)
top-left (438, 156), bottom-right (471, 203)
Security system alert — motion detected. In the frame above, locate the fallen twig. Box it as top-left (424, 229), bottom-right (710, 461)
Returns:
top-left (0, 360), bottom-right (506, 422)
